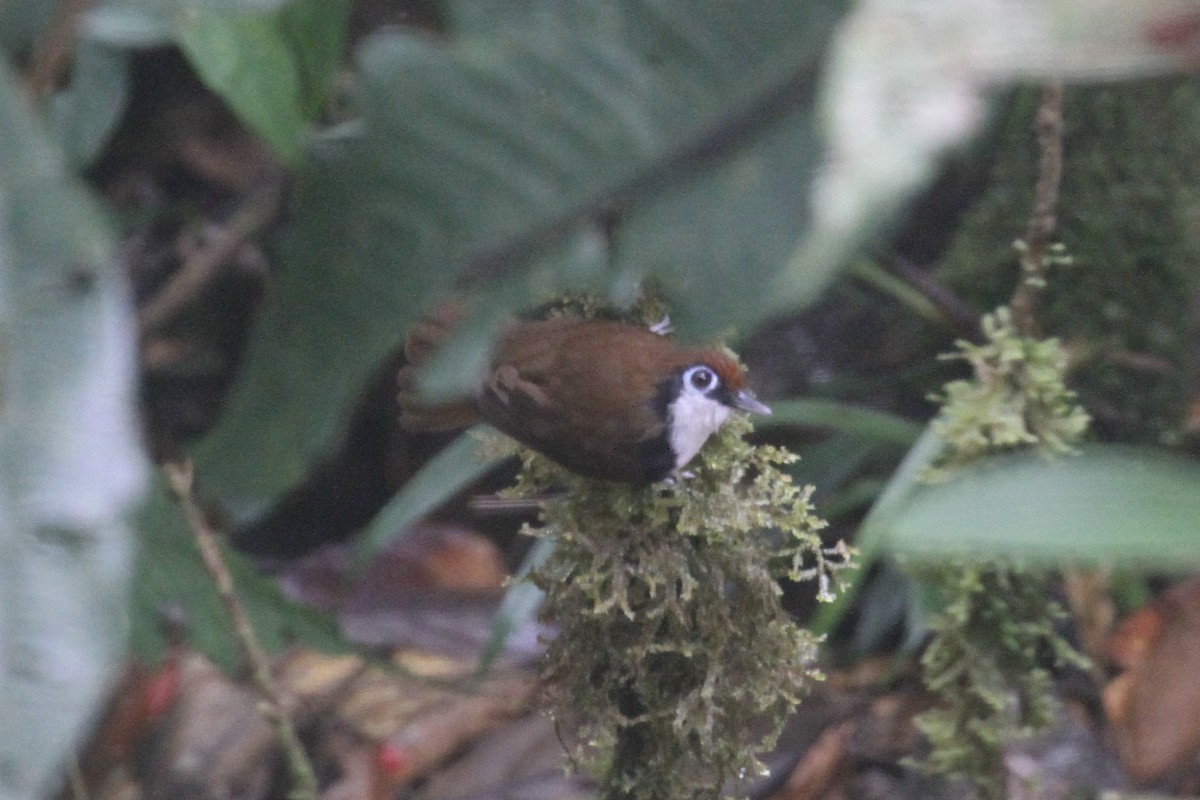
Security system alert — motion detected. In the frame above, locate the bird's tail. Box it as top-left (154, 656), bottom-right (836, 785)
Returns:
top-left (396, 300), bottom-right (481, 431)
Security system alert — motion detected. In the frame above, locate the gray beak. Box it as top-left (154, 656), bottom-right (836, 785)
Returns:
top-left (732, 389), bottom-right (771, 416)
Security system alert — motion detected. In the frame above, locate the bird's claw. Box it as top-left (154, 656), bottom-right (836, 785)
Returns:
top-left (661, 469), bottom-right (696, 487)
top-left (650, 315), bottom-right (673, 336)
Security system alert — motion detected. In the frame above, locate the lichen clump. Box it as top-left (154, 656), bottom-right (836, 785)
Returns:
top-left (928, 306), bottom-right (1090, 475)
top-left (915, 305), bottom-right (1090, 799)
top-left (915, 560), bottom-right (1084, 796)
top-left (511, 414), bottom-right (849, 800)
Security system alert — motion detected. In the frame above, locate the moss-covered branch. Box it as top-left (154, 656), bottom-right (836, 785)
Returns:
top-left (510, 415), bottom-right (850, 799)
top-left (915, 306), bottom-right (1090, 798)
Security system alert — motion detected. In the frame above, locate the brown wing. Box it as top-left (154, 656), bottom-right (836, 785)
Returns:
top-left (396, 301), bottom-right (480, 432)
top-left (479, 318), bottom-right (683, 483)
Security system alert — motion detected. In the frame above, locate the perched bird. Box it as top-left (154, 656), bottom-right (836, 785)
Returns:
top-left (399, 306), bottom-right (770, 485)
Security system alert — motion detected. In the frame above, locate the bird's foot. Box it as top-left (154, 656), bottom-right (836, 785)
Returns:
top-left (661, 469), bottom-right (696, 487)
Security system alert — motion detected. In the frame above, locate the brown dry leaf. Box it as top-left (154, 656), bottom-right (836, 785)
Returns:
top-left (1062, 567), bottom-right (1115, 669)
top-left (138, 652), bottom-right (277, 800)
top-left (71, 642), bottom-right (187, 800)
top-left (337, 665), bottom-right (535, 785)
top-left (1107, 579), bottom-right (1200, 783)
top-left (317, 726), bottom-right (392, 800)
top-left (280, 525), bottom-right (528, 658)
top-left (393, 648), bottom-right (478, 679)
top-left (1102, 670), bottom-right (1135, 730)
top-left (78, 658), bottom-right (183, 782)
top-left (275, 649), bottom-right (365, 709)
top-left (1184, 392), bottom-right (1200, 437)
top-left (283, 525), bottom-right (508, 611)
top-left (412, 714), bottom-right (593, 800)
top-left (1145, 9), bottom-right (1200, 67)
top-left (768, 721), bottom-right (856, 800)
top-left (847, 692), bottom-right (928, 764)
top-left (1106, 600), bottom-right (1168, 671)
top-left (825, 655), bottom-right (895, 692)
top-left (417, 526), bottom-right (511, 591)
top-left (124, 646), bottom-right (534, 799)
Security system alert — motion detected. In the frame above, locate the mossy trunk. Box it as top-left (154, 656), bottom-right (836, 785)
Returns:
top-left (936, 78), bottom-right (1200, 442)
top-left (606, 684), bottom-right (658, 800)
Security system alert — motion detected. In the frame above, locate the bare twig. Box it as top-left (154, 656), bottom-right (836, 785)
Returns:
top-left (468, 492), bottom-right (556, 515)
top-left (1010, 83), bottom-right (1065, 337)
top-left (1061, 567), bottom-right (1114, 683)
top-left (25, 0), bottom-right (93, 101)
top-left (163, 459), bottom-right (318, 800)
top-left (1006, 86), bottom-right (1117, 676)
top-left (138, 178), bottom-right (284, 335)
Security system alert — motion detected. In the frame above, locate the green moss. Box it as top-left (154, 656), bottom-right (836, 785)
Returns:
top-left (912, 561), bottom-right (1082, 800)
top-left (928, 307), bottom-right (1090, 475)
top-left (513, 415), bottom-right (851, 800)
top-left (908, 82), bottom-right (1200, 788)
top-left (938, 79), bottom-right (1200, 442)
top-left (915, 305), bottom-right (1090, 798)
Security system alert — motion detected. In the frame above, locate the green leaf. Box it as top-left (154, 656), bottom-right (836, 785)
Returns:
top-left (81, 4), bottom-right (176, 48)
top-left (763, 398), bottom-right (924, 447)
top-left (856, 427), bottom-right (947, 554)
top-left (616, 99), bottom-right (828, 334)
top-left (848, 560), bottom-right (926, 655)
top-left (277, 0), bottom-right (351, 118)
top-left (875, 445), bottom-right (1200, 568)
top-left (176, 7), bottom-right (303, 161)
top-left (49, 41), bottom-right (130, 169)
top-left (0, 61), bottom-right (146, 796)
top-left (478, 537), bottom-right (554, 673)
top-left (353, 427), bottom-right (505, 570)
top-left (0, 0), bottom-right (56, 53)
top-left (132, 485), bottom-right (346, 672)
top-left (177, 0), bottom-right (350, 163)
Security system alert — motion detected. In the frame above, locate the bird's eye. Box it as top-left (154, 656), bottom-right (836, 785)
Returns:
top-left (685, 366), bottom-right (718, 392)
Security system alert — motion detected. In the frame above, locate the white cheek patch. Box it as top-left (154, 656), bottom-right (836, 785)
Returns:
top-left (668, 390), bottom-right (731, 470)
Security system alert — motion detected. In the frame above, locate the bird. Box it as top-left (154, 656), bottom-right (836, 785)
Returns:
top-left (398, 305), bottom-right (771, 485)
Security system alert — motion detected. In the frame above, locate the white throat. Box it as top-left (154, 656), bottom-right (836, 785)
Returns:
top-left (668, 391), bottom-right (731, 470)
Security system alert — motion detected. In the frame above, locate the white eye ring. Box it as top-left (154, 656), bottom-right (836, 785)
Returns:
top-left (684, 366), bottom-right (718, 392)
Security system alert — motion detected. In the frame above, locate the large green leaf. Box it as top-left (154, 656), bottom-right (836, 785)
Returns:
top-left (78, 0), bottom-right (348, 162)
top-left (48, 40), bottom-right (131, 169)
top-left (177, 0), bottom-right (351, 163)
top-left (871, 445), bottom-right (1200, 568)
top-left (616, 98), bottom-right (827, 334)
top-left (177, 8), bottom-right (307, 162)
top-left (196, 1), bottom-right (847, 508)
top-left (0, 62), bottom-right (146, 797)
